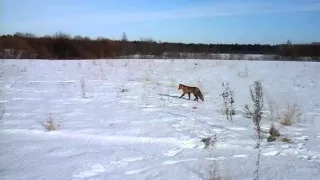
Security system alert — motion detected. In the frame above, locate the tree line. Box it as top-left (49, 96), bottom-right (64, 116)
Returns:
top-left (0, 32), bottom-right (319, 61)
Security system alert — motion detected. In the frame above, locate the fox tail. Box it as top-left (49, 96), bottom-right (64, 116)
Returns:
top-left (198, 89), bottom-right (204, 101)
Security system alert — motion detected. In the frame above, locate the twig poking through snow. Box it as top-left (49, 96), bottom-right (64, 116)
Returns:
top-left (0, 109), bottom-right (4, 120)
top-left (221, 82), bottom-right (235, 121)
top-left (43, 116), bottom-right (59, 131)
top-left (80, 76), bottom-right (87, 98)
top-left (246, 80), bottom-right (264, 180)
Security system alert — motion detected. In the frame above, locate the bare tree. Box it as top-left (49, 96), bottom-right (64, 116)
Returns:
top-left (121, 32), bottom-right (128, 41)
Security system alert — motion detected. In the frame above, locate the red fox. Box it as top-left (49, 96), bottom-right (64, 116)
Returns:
top-left (178, 83), bottom-right (204, 101)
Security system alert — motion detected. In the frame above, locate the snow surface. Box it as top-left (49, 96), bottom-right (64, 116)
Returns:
top-left (0, 59), bottom-right (320, 180)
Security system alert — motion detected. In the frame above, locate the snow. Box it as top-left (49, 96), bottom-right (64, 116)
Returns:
top-left (0, 59), bottom-right (320, 180)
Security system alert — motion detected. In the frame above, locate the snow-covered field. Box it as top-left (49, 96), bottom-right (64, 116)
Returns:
top-left (0, 59), bottom-right (320, 180)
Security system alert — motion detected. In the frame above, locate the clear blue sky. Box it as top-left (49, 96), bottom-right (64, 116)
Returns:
top-left (1, 0), bottom-right (320, 44)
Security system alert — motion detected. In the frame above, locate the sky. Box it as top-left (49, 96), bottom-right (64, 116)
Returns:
top-left (1, 0), bottom-right (320, 44)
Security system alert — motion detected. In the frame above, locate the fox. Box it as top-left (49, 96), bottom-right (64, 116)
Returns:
top-left (178, 83), bottom-right (204, 101)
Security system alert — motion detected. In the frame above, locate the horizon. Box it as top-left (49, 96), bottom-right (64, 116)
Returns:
top-left (0, 32), bottom-right (312, 46)
top-left (2, 0), bottom-right (320, 44)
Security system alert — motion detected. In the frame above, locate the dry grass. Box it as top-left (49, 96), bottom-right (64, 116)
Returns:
top-left (201, 135), bottom-right (217, 149)
top-left (204, 136), bottom-right (231, 180)
top-left (280, 137), bottom-right (294, 144)
top-left (0, 90), bottom-right (4, 120)
top-left (245, 80), bottom-right (264, 180)
top-left (208, 161), bottom-right (231, 180)
top-left (221, 82), bottom-right (235, 121)
top-left (43, 117), bottom-right (59, 131)
top-left (279, 103), bottom-right (302, 126)
top-left (269, 124), bottom-right (280, 137)
top-left (0, 109), bottom-right (4, 120)
top-left (208, 166), bottom-right (224, 180)
top-left (267, 123), bottom-right (280, 142)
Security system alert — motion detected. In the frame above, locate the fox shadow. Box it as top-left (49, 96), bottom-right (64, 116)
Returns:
top-left (157, 93), bottom-right (191, 101)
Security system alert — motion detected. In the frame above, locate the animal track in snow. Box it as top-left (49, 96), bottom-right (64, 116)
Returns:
top-left (262, 148), bottom-right (281, 156)
top-left (121, 157), bottom-right (144, 162)
top-left (47, 148), bottom-right (84, 157)
top-left (206, 157), bottom-right (227, 161)
top-left (229, 127), bottom-right (247, 131)
top-left (2, 129), bottom-right (184, 146)
top-left (124, 167), bottom-right (150, 175)
top-left (162, 158), bottom-right (198, 165)
top-left (118, 99), bottom-right (132, 104)
top-left (12, 97), bottom-right (42, 101)
top-left (72, 163), bottom-right (106, 179)
top-left (233, 154), bottom-right (248, 158)
top-left (108, 157), bottom-right (145, 169)
top-left (294, 135), bottom-right (309, 141)
top-left (124, 158), bottom-right (201, 175)
top-left (140, 107), bottom-right (162, 112)
top-left (292, 128), bottom-right (308, 131)
top-left (163, 148), bottom-right (184, 157)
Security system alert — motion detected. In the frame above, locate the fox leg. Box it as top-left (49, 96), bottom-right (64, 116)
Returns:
top-left (193, 94), bottom-right (198, 101)
top-left (179, 93), bottom-right (185, 98)
top-left (188, 93), bottom-right (191, 100)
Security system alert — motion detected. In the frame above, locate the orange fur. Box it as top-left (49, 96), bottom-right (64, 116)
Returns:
top-left (178, 83), bottom-right (204, 101)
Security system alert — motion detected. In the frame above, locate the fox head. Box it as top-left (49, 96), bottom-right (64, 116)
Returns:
top-left (178, 84), bottom-right (183, 90)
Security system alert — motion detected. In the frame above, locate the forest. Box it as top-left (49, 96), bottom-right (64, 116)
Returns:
top-left (1, 32), bottom-right (319, 61)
